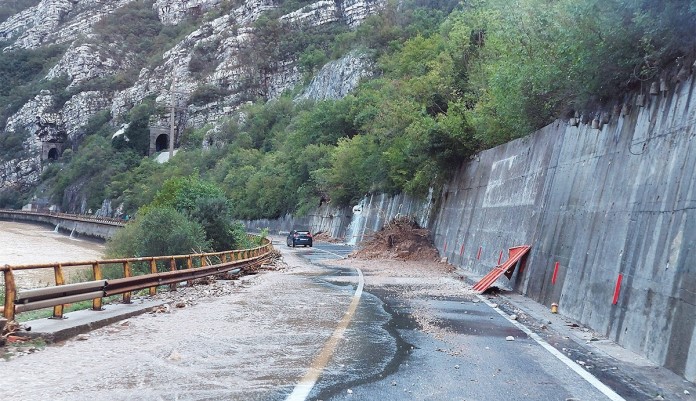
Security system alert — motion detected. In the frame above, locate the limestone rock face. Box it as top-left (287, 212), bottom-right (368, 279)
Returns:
top-left (5, 92), bottom-right (56, 153)
top-left (0, 157), bottom-right (41, 191)
top-left (281, 1), bottom-right (340, 27)
top-left (298, 51), bottom-right (374, 101)
top-left (155, 0), bottom-right (222, 25)
top-left (46, 44), bottom-right (121, 87)
top-left (0, 0), bottom-right (386, 191)
top-left (0, 0), bottom-right (134, 50)
top-left (340, 0), bottom-right (385, 27)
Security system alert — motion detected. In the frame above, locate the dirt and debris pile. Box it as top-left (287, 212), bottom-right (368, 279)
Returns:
top-left (313, 232), bottom-right (343, 243)
top-left (352, 217), bottom-right (440, 261)
top-left (1, 319), bottom-right (29, 343)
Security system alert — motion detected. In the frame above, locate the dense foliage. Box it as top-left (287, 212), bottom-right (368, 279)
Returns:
top-left (0, 44), bottom-right (67, 129)
top-left (106, 207), bottom-right (210, 258)
top-left (8, 0), bottom-right (696, 226)
top-left (106, 175), bottom-right (251, 257)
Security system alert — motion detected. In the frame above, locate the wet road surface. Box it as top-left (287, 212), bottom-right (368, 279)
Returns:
top-left (1, 237), bottom-right (687, 400)
top-left (285, 242), bottom-right (622, 401)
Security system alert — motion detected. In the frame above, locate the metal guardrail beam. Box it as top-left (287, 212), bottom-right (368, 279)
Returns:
top-left (2, 250), bottom-right (271, 320)
top-left (16, 280), bottom-right (107, 303)
top-left (0, 211), bottom-right (274, 320)
top-left (15, 291), bottom-right (106, 313)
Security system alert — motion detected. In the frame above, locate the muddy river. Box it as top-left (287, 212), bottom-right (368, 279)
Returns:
top-left (0, 221), bottom-right (105, 289)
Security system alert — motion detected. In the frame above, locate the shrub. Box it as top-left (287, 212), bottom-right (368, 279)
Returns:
top-left (189, 85), bottom-right (232, 106)
top-left (106, 207), bottom-right (210, 258)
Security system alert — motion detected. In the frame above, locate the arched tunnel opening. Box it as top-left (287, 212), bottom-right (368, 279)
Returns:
top-left (47, 148), bottom-right (59, 161)
top-left (155, 134), bottom-right (169, 152)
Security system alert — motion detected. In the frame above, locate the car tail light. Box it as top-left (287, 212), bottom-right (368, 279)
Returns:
top-left (307, 232), bottom-right (312, 238)
top-left (293, 233), bottom-right (298, 238)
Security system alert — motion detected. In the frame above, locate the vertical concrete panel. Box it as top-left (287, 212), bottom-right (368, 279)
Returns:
top-left (429, 75), bottom-right (696, 380)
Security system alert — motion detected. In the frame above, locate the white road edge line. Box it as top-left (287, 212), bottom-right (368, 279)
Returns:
top-left (478, 295), bottom-right (627, 401)
top-left (285, 267), bottom-right (364, 401)
top-left (309, 246), bottom-right (349, 259)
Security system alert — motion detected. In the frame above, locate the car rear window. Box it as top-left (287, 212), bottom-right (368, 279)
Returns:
top-left (296, 231), bottom-right (310, 235)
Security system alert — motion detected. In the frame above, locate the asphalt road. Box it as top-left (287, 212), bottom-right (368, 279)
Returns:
top-left (2, 239), bottom-right (688, 401)
top-left (282, 241), bottom-right (621, 401)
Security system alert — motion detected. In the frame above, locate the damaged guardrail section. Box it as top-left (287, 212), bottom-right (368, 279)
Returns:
top-left (1, 236), bottom-right (273, 321)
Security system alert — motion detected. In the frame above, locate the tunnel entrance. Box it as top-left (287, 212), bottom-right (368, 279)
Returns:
top-left (47, 147), bottom-right (59, 161)
top-left (155, 134), bottom-right (169, 152)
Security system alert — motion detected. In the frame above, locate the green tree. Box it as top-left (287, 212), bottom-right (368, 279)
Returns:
top-left (148, 175), bottom-right (245, 251)
top-left (106, 207), bottom-right (210, 258)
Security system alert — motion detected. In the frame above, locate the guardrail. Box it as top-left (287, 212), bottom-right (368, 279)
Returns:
top-left (1, 237), bottom-right (273, 321)
top-left (0, 208), bottom-right (126, 226)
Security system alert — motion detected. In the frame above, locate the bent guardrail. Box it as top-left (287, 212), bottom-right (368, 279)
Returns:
top-left (1, 237), bottom-right (273, 321)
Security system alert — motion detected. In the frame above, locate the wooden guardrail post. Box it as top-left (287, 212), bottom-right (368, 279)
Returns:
top-left (3, 268), bottom-right (16, 321)
top-left (123, 261), bottom-right (132, 304)
top-left (169, 258), bottom-right (177, 291)
top-left (92, 262), bottom-right (103, 311)
top-left (52, 264), bottom-right (65, 319)
top-left (149, 259), bottom-right (157, 296)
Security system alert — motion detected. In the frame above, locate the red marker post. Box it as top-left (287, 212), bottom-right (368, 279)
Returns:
top-left (612, 274), bottom-right (623, 305)
top-left (476, 246), bottom-right (482, 260)
top-left (551, 262), bottom-right (560, 285)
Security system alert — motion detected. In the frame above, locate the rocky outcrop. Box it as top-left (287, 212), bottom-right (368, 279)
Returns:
top-left (5, 92), bottom-right (55, 153)
top-left (281, 1), bottom-right (340, 26)
top-left (0, 0), bottom-right (388, 191)
top-left (62, 91), bottom-right (112, 139)
top-left (0, 157), bottom-right (41, 191)
top-left (340, 0), bottom-right (385, 27)
top-left (298, 51), bottom-right (374, 101)
top-left (46, 44), bottom-right (121, 87)
top-left (155, 0), bottom-right (222, 25)
top-left (0, 0), bottom-right (134, 50)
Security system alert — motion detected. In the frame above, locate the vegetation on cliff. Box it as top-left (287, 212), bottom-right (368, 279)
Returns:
top-left (2, 0), bottom-right (695, 223)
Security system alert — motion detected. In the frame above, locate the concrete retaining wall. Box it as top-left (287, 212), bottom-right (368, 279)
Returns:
top-left (251, 75), bottom-right (696, 380)
top-left (245, 192), bottom-right (434, 245)
top-left (433, 76), bottom-right (696, 380)
top-left (0, 210), bottom-right (122, 240)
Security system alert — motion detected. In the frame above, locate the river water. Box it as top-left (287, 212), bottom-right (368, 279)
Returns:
top-left (0, 221), bottom-right (105, 289)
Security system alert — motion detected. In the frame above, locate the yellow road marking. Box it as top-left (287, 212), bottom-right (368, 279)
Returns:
top-left (285, 267), bottom-right (364, 401)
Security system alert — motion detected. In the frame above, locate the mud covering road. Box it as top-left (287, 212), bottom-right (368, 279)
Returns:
top-left (1, 238), bottom-right (690, 400)
top-left (0, 240), bottom-right (364, 400)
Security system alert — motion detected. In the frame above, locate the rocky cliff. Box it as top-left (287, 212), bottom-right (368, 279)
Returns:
top-left (0, 0), bottom-right (384, 191)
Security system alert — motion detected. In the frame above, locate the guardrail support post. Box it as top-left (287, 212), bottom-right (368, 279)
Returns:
top-left (149, 259), bottom-right (157, 296)
top-left (123, 261), bottom-right (132, 304)
top-left (3, 268), bottom-right (16, 321)
top-left (92, 262), bottom-right (103, 311)
top-left (187, 256), bottom-right (193, 287)
top-left (52, 264), bottom-right (65, 319)
top-left (169, 258), bottom-right (177, 292)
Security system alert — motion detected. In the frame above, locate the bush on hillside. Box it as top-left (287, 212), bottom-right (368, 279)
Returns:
top-left (106, 207), bottom-right (210, 258)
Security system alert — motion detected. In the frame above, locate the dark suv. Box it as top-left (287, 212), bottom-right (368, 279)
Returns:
top-left (287, 230), bottom-right (313, 247)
